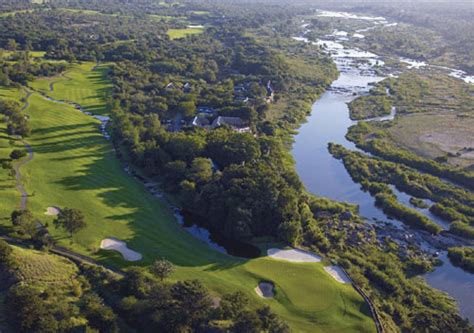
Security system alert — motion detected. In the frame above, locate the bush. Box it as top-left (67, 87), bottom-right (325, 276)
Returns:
top-left (0, 240), bottom-right (13, 264)
top-left (448, 247), bottom-right (474, 273)
top-left (430, 203), bottom-right (468, 223)
top-left (10, 149), bottom-right (27, 160)
top-left (375, 193), bottom-right (442, 234)
top-left (449, 221), bottom-right (474, 240)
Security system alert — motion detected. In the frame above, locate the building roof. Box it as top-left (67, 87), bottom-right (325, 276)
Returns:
top-left (211, 116), bottom-right (246, 128)
top-left (192, 116), bottom-right (210, 127)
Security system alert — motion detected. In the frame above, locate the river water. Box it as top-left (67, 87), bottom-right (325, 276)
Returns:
top-left (292, 11), bottom-right (474, 322)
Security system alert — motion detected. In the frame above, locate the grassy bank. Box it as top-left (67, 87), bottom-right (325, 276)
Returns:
top-left (0, 87), bottom-right (27, 222)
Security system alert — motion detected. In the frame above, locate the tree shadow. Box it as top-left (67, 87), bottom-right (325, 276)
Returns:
top-left (48, 129), bottom-right (248, 269)
top-left (28, 64), bottom-right (248, 271)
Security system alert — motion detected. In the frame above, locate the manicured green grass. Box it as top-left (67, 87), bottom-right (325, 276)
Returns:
top-left (1, 64), bottom-right (376, 332)
top-left (167, 27), bottom-right (204, 39)
top-left (30, 62), bottom-right (112, 115)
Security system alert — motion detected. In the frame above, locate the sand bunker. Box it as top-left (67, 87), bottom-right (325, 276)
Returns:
top-left (267, 248), bottom-right (321, 263)
top-left (44, 206), bottom-right (60, 216)
top-left (100, 238), bottom-right (142, 261)
top-left (255, 282), bottom-right (275, 298)
top-left (324, 266), bottom-right (351, 284)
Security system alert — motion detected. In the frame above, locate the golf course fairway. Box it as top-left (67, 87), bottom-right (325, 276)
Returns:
top-left (1, 63), bottom-right (376, 332)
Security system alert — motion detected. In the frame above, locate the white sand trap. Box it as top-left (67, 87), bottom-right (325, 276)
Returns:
top-left (44, 206), bottom-right (60, 216)
top-left (255, 282), bottom-right (274, 298)
top-left (324, 266), bottom-right (351, 284)
top-left (267, 248), bottom-right (321, 262)
top-left (100, 238), bottom-right (142, 261)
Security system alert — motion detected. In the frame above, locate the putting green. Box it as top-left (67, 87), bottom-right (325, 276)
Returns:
top-left (1, 63), bottom-right (376, 332)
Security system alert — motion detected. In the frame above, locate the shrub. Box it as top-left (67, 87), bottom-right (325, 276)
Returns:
top-left (10, 149), bottom-right (27, 160)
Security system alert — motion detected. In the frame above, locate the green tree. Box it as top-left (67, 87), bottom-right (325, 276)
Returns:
top-left (6, 286), bottom-right (59, 333)
top-left (207, 129), bottom-right (261, 167)
top-left (164, 280), bottom-right (213, 331)
top-left (167, 133), bottom-right (206, 162)
top-left (10, 149), bottom-right (27, 160)
top-left (151, 258), bottom-right (174, 282)
top-left (53, 208), bottom-right (86, 238)
top-left (0, 240), bottom-right (13, 264)
top-left (7, 39), bottom-right (17, 51)
top-left (11, 210), bottom-right (37, 237)
top-left (188, 157), bottom-right (213, 183)
top-left (257, 305), bottom-right (291, 333)
top-left (81, 293), bottom-right (118, 333)
top-left (177, 100), bottom-right (196, 118)
top-left (219, 291), bottom-right (249, 319)
top-left (233, 311), bottom-right (262, 333)
top-left (278, 220), bottom-right (302, 245)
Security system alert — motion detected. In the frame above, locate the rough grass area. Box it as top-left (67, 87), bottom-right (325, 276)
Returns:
top-left (0, 10), bottom-right (33, 17)
top-left (388, 71), bottom-right (474, 114)
top-left (0, 87), bottom-right (26, 221)
top-left (0, 64), bottom-right (376, 332)
top-left (381, 72), bottom-right (474, 168)
top-left (349, 95), bottom-right (392, 120)
top-left (387, 112), bottom-right (474, 169)
top-left (0, 50), bottom-right (46, 59)
top-left (167, 27), bottom-right (204, 39)
top-left (354, 71), bottom-right (474, 169)
top-left (11, 245), bottom-right (78, 286)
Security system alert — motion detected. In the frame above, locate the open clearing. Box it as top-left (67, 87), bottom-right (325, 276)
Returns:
top-left (0, 63), bottom-right (376, 332)
top-left (387, 112), bottom-right (474, 168)
top-left (167, 27), bottom-right (204, 39)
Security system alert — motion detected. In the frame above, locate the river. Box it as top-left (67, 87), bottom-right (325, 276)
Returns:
top-left (292, 10), bottom-right (474, 323)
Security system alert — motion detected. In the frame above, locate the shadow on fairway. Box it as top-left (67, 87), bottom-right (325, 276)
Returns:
top-left (25, 68), bottom-right (249, 269)
top-left (50, 131), bottom-right (247, 268)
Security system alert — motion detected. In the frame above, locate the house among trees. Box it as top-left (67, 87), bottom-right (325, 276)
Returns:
top-left (165, 82), bottom-right (177, 90)
top-left (266, 80), bottom-right (274, 103)
top-left (192, 115), bottom-right (210, 127)
top-left (183, 82), bottom-right (192, 93)
top-left (197, 106), bottom-right (216, 116)
top-left (211, 116), bottom-right (251, 132)
top-left (191, 115), bottom-right (251, 133)
top-left (234, 82), bottom-right (251, 103)
top-left (235, 96), bottom-right (249, 103)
